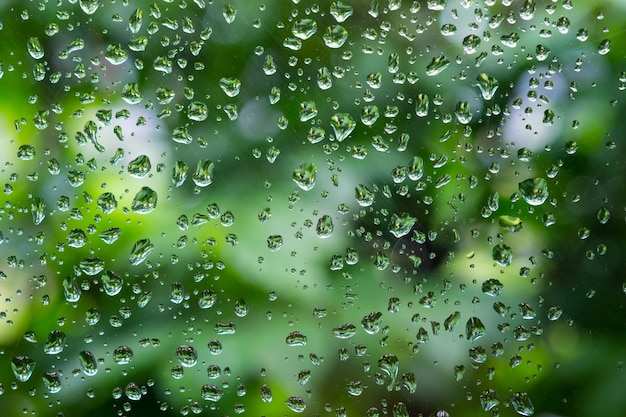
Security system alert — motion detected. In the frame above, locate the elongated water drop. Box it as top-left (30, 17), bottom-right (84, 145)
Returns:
top-left (79, 350), bottom-right (98, 376)
top-left (129, 238), bottom-right (153, 265)
top-left (466, 317), bottom-right (486, 342)
top-left (192, 160), bottom-right (214, 187)
top-left (27, 37), bottom-right (44, 59)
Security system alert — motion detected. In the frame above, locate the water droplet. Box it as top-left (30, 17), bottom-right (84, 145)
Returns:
top-left (187, 101), bottom-right (208, 121)
top-left (42, 371), bottom-right (61, 393)
top-left (293, 163), bottom-right (317, 191)
top-left (129, 238), bottom-right (154, 266)
top-left (43, 330), bottom-right (66, 354)
top-left (323, 25), bottom-right (348, 48)
top-left (63, 276), bottom-right (81, 302)
top-left (316, 215), bottom-right (334, 238)
top-left (192, 160), bottom-right (214, 187)
top-left (347, 380), bottom-right (363, 396)
top-left (208, 339), bottom-right (223, 355)
top-left (31, 197), bottom-right (45, 225)
top-left (317, 67), bottom-right (332, 90)
top-left (299, 101), bottom-right (318, 122)
top-left (219, 77), bottom-right (241, 97)
top-left (131, 187), bottom-right (158, 213)
top-left (170, 282), bottom-right (184, 304)
top-left (475, 73), bottom-right (499, 100)
top-left (332, 323), bottom-right (357, 339)
top-left (127, 155), bottom-right (151, 178)
top-left (492, 244), bottom-right (513, 266)
top-left (499, 215), bottom-right (522, 232)
top-left (101, 270), bottom-right (123, 296)
top-left (462, 34), bottom-right (481, 54)
top-left (355, 184), bottom-right (375, 207)
top-left (121, 82), bottom-right (143, 104)
top-left (388, 212), bottom-right (416, 238)
top-left (215, 322), bottom-right (236, 335)
top-left (79, 0), bottom-right (100, 14)
top-left (511, 392), bottom-right (535, 416)
top-left (425, 54), bottom-right (449, 76)
top-left (223, 4), bottom-right (237, 24)
top-left (547, 306), bottom-right (563, 321)
top-left (172, 160), bottom-right (188, 187)
top-left (260, 384), bottom-right (272, 402)
top-left (267, 235), bottom-right (283, 251)
top-left (176, 345), bottom-right (198, 367)
top-left (518, 178), bottom-right (548, 206)
top-left (598, 39), bottom-right (611, 55)
top-left (519, 0), bottom-right (536, 20)
top-left (330, 112), bottom-right (356, 141)
top-left (100, 227), bottom-right (122, 244)
top-left (286, 331), bottom-right (307, 346)
top-left (285, 396), bottom-right (306, 413)
top-left (113, 345), bottom-right (134, 364)
top-left (480, 389), bottom-right (499, 411)
top-left (201, 384), bottom-right (223, 401)
top-left (292, 19), bottom-right (317, 40)
top-left (443, 311), bottom-right (461, 331)
top-left (79, 350), bottom-right (98, 376)
top-left (466, 317), bottom-right (486, 342)
top-left (27, 37), bottom-right (44, 59)
top-left (361, 105), bottom-right (380, 125)
top-left (129, 8), bottom-right (143, 33)
top-left (482, 279), bottom-right (503, 296)
top-left (105, 43), bottom-right (128, 65)
top-left (378, 354), bottom-right (399, 391)
top-left (361, 311), bottom-right (382, 334)
top-left (17, 144), bottom-right (36, 160)
top-left (11, 356), bottom-right (36, 382)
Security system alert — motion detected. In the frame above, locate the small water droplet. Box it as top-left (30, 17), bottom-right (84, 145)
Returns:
top-left (176, 345), bottom-right (198, 367)
top-left (79, 0), bottom-right (100, 14)
top-left (113, 345), bottom-right (134, 364)
top-left (286, 331), bottom-right (307, 347)
top-left (285, 396), bottom-right (306, 413)
top-left (332, 323), bottom-right (357, 339)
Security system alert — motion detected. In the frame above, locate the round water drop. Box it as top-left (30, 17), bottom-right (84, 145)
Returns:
top-left (176, 345), bottom-right (198, 367)
top-left (11, 356), bottom-right (36, 382)
top-left (285, 396), bottom-right (306, 413)
top-left (187, 101), bottom-right (208, 121)
top-left (125, 382), bottom-right (142, 401)
top-left (518, 178), bottom-right (548, 206)
top-left (207, 339), bottom-right (223, 355)
top-left (547, 306), bottom-right (563, 321)
top-left (131, 187), bottom-right (157, 213)
top-left (105, 44), bottom-right (128, 65)
top-left (323, 25), bottom-right (348, 48)
top-left (492, 244), bottom-right (513, 266)
top-left (113, 345), bottom-right (134, 364)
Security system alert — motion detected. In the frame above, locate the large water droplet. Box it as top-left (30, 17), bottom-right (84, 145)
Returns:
top-left (129, 238), bottom-right (153, 266)
top-left (323, 25), bottom-right (348, 48)
top-left (511, 392), bottom-right (535, 416)
top-left (518, 178), bottom-right (548, 206)
top-left (389, 213), bottom-right (416, 238)
top-left (27, 37), bottom-right (44, 59)
top-left (43, 330), bottom-right (66, 354)
top-left (465, 317), bottom-right (486, 342)
top-left (292, 19), bottom-right (317, 40)
top-left (79, 350), bottom-right (98, 376)
top-left (316, 215), bottom-right (334, 238)
top-left (293, 162), bottom-right (317, 191)
top-left (285, 396), bottom-right (306, 413)
top-left (176, 345), bottom-right (198, 367)
top-left (219, 77), bottom-right (241, 97)
top-left (11, 356), bottom-right (36, 382)
top-left (127, 155), bottom-right (151, 177)
top-left (131, 187), bottom-right (158, 213)
top-left (105, 43), bottom-right (128, 65)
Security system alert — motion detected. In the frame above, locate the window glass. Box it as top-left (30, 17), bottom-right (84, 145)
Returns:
top-left (0, 0), bottom-right (625, 416)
